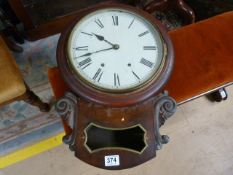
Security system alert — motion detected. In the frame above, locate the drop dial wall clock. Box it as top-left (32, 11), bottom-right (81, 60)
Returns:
top-left (56, 3), bottom-right (176, 170)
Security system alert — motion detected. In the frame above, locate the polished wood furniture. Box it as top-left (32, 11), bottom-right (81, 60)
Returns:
top-left (7, 0), bottom-right (195, 41)
top-left (0, 36), bottom-right (50, 112)
top-left (164, 11), bottom-right (233, 103)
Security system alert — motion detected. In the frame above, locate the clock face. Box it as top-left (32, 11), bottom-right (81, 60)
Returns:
top-left (68, 8), bottom-right (165, 92)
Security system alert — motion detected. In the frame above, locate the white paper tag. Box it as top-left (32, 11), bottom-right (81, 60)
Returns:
top-left (104, 155), bottom-right (120, 167)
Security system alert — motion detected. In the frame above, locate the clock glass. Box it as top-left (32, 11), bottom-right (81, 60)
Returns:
top-left (68, 8), bottom-right (165, 92)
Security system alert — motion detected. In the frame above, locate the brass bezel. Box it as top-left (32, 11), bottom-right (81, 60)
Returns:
top-left (66, 8), bottom-right (167, 94)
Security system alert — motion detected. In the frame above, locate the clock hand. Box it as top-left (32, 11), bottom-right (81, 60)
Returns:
top-left (76, 47), bottom-right (114, 58)
top-left (94, 47), bottom-right (114, 53)
top-left (76, 52), bottom-right (92, 58)
top-left (92, 33), bottom-right (117, 48)
top-left (92, 33), bottom-right (105, 41)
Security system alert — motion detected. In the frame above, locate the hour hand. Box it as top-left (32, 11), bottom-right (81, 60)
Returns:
top-left (92, 33), bottom-right (104, 41)
top-left (92, 33), bottom-right (115, 47)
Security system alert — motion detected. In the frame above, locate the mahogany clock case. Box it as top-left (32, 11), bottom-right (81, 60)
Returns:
top-left (56, 3), bottom-right (176, 170)
top-left (57, 3), bottom-right (174, 107)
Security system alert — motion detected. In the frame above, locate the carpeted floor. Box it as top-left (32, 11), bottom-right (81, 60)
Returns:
top-left (0, 34), bottom-right (63, 155)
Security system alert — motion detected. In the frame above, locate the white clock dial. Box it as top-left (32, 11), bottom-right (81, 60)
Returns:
top-left (68, 8), bottom-right (165, 92)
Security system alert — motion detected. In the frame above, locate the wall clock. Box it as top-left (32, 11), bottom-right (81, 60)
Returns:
top-left (56, 3), bottom-right (176, 170)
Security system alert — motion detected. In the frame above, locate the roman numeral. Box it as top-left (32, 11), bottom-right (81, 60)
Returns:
top-left (138, 31), bottom-right (149, 37)
top-left (128, 18), bottom-right (135, 29)
top-left (132, 71), bottom-right (140, 80)
top-left (140, 58), bottom-right (154, 68)
top-left (114, 73), bottom-right (120, 86)
top-left (93, 68), bottom-right (103, 82)
top-left (97, 72), bottom-right (103, 82)
top-left (74, 46), bottom-right (88, 51)
top-left (143, 46), bottom-right (156, 50)
top-left (95, 19), bottom-right (104, 28)
top-left (81, 32), bottom-right (93, 36)
top-left (112, 16), bottom-right (118, 26)
top-left (78, 57), bottom-right (92, 69)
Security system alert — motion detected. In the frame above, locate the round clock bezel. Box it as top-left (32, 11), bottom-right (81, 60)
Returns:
top-left (57, 3), bottom-right (174, 107)
top-left (67, 8), bottom-right (165, 93)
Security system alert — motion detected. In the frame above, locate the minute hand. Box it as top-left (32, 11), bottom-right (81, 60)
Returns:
top-left (76, 47), bottom-right (113, 58)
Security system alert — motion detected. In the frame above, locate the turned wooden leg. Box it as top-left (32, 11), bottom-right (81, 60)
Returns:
top-left (23, 84), bottom-right (50, 112)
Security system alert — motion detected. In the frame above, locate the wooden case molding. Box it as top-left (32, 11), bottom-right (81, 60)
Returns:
top-left (57, 3), bottom-right (174, 107)
top-left (56, 3), bottom-right (176, 170)
top-left (56, 91), bottom-right (177, 169)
